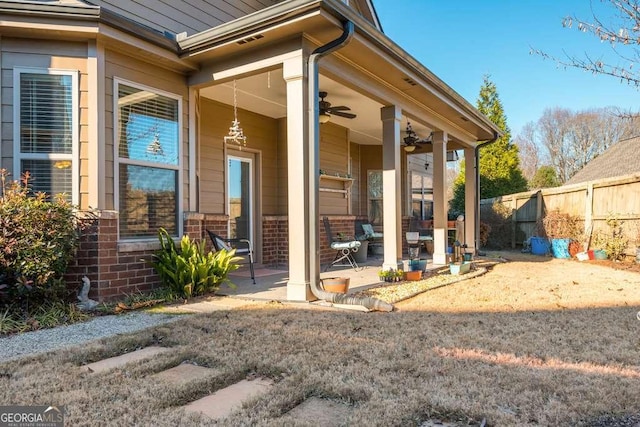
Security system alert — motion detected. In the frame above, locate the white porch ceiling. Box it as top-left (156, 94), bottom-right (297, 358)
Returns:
top-left (198, 69), bottom-right (433, 146)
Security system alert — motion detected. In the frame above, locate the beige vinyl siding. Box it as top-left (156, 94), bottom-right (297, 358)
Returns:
top-left (350, 142), bottom-right (361, 216)
top-left (276, 117), bottom-right (287, 214)
top-left (319, 122), bottom-right (349, 215)
top-left (104, 49), bottom-right (189, 211)
top-left (0, 38), bottom-right (89, 208)
top-left (199, 98), bottom-right (279, 215)
top-left (89, 0), bottom-right (282, 37)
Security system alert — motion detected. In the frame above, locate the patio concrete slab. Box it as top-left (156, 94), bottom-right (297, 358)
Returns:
top-left (281, 397), bottom-right (353, 426)
top-left (183, 378), bottom-right (273, 420)
top-left (151, 363), bottom-right (215, 385)
top-left (84, 346), bottom-right (171, 373)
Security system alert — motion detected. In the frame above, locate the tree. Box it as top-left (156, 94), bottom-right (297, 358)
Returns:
top-left (450, 76), bottom-right (528, 213)
top-left (514, 122), bottom-right (540, 182)
top-left (533, 0), bottom-right (640, 87)
top-left (529, 165), bottom-right (561, 189)
top-left (515, 107), bottom-right (638, 183)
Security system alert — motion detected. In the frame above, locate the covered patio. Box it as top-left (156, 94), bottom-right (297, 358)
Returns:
top-left (179, 0), bottom-right (499, 303)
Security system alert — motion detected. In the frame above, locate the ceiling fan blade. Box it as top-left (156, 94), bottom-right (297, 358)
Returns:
top-left (328, 106), bottom-right (350, 112)
top-left (332, 111), bottom-right (356, 119)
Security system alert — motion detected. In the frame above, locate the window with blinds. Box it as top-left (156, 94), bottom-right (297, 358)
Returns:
top-left (15, 70), bottom-right (77, 203)
top-left (116, 81), bottom-right (181, 239)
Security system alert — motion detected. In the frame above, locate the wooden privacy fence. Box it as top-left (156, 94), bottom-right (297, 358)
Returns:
top-left (480, 173), bottom-right (640, 250)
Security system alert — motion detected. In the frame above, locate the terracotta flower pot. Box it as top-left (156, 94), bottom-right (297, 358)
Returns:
top-left (404, 270), bottom-right (422, 281)
top-left (321, 277), bottom-right (350, 293)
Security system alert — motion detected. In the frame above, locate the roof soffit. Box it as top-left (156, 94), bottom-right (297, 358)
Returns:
top-left (180, 0), bottom-right (498, 142)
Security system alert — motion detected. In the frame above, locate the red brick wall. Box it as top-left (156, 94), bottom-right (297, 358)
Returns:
top-left (66, 211), bottom-right (363, 301)
top-left (262, 216), bottom-right (288, 267)
top-left (65, 211), bottom-right (163, 302)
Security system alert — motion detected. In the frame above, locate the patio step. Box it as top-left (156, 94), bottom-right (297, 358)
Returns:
top-left (280, 397), bottom-right (353, 426)
top-left (84, 346), bottom-right (171, 373)
top-left (183, 378), bottom-right (273, 420)
top-left (151, 363), bottom-right (216, 386)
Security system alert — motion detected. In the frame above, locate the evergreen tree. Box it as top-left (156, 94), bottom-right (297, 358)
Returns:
top-left (529, 165), bottom-right (561, 189)
top-left (450, 76), bottom-right (528, 213)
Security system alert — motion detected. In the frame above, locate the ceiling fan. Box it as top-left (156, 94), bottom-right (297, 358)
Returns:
top-left (403, 122), bottom-right (432, 152)
top-left (319, 91), bottom-right (356, 123)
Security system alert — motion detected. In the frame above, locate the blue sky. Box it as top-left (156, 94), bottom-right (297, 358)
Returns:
top-left (375, 1), bottom-right (638, 138)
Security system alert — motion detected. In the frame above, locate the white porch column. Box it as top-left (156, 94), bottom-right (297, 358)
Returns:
top-left (380, 106), bottom-right (402, 270)
top-left (464, 147), bottom-right (476, 252)
top-left (432, 131), bottom-right (448, 265)
top-left (283, 54), bottom-right (312, 301)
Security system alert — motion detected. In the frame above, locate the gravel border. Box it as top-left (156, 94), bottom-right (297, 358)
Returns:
top-left (0, 312), bottom-right (190, 363)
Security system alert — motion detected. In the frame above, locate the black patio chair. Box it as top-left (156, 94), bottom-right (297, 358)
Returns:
top-left (206, 230), bottom-right (255, 284)
top-left (323, 216), bottom-right (362, 271)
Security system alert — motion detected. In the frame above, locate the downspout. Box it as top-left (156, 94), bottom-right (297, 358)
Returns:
top-left (307, 20), bottom-right (393, 312)
top-left (474, 131), bottom-right (499, 256)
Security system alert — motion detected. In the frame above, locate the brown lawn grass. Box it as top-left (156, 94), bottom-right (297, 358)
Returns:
top-left (1, 253), bottom-right (639, 426)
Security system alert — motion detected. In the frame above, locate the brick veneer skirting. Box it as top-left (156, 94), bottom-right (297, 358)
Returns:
top-left (65, 211), bottom-right (378, 301)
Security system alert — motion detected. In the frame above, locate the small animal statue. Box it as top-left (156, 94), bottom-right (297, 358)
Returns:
top-left (77, 276), bottom-right (99, 311)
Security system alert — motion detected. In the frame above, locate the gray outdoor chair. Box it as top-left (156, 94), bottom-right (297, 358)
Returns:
top-left (206, 230), bottom-right (255, 284)
top-left (323, 216), bottom-right (362, 271)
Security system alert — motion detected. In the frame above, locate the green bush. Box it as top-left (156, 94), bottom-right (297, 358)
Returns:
top-left (0, 170), bottom-right (78, 303)
top-left (151, 228), bottom-right (240, 298)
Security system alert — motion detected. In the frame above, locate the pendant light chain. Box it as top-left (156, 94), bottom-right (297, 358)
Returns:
top-left (224, 79), bottom-right (247, 148)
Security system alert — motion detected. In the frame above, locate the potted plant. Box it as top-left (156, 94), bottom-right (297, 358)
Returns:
top-left (353, 232), bottom-right (370, 264)
top-left (378, 268), bottom-right (403, 283)
top-left (321, 277), bottom-right (350, 293)
top-left (449, 261), bottom-right (471, 275)
top-left (404, 270), bottom-right (422, 281)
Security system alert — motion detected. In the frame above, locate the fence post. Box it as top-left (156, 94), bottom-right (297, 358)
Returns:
top-left (511, 196), bottom-right (517, 248)
top-left (585, 183), bottom-right (594, 247)
top-left (536, 190), bottom-right (543, 228)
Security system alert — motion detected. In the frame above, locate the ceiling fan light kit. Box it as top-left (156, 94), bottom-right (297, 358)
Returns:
top-left (318, 91), bottom-right (356, 124)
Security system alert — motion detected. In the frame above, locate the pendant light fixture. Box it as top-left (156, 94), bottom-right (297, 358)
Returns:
top-left (224, 80), bottom-right (247, 148)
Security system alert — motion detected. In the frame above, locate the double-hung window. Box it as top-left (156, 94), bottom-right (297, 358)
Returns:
top-left (367, 170), bottom-right (383, 225)
top-left (14, 69), bottom-right (78, 203)
top-left (115, 80), bottom-right (181, 239)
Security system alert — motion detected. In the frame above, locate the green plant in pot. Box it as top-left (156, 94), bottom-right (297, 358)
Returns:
top-left (378, 268), bottom-right (403, 283)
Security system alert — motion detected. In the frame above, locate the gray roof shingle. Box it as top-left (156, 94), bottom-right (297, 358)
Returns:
top-left (566, 136), bottom-right (640, 185)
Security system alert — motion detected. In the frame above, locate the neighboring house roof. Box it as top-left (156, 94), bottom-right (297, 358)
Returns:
top-left (566, 136), bottom-right (640, 185)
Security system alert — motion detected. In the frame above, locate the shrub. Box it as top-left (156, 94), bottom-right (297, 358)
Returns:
top-left (479, 221), bottom-right (492, 247)
top-left (479, 202), bottom-right (511, 248)
top-left (593, 214), bottom-right (629, 261)
top-left (151, 228), bottom-right (240, 299)
top-left (0, 170), bottom-right (78, 304)
top-left (537, 210), bottom-right (583, 240)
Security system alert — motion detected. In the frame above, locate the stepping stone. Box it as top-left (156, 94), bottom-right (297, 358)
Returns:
top-left (282, 397), bottom-right (353, 426)
top-left (152, 363), bottom-right (215, 386)
top-left (183, 378), bottom-right (273, 420)
top-left (84, 346), bottom-right (171, 373)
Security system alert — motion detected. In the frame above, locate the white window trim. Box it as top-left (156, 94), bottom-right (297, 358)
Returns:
top-left (113, 77), bottom-right (184, 241)
top-left (13, 67), bottom-right (79, 205)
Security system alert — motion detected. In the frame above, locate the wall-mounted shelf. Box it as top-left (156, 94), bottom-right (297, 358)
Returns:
top-left (319, 175), bottom-right (353, 198)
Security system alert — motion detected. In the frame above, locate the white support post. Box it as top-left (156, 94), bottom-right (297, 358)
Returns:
top-left (464, 147), bottom-right (476, 252)
top-left (283, 54), bottom-right (312, 301)
top-left (380, 105), bottom-right (402, 270)
top-left (432, 131), bottom-right (448, 265)
top-left (87, 40), bottom-right (105, 209)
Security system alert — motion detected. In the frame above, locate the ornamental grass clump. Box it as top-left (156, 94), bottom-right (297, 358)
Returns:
top-left (0, 170), bottom-right (78, 305)
top-left (151, 228), bottom-right (240, 299)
